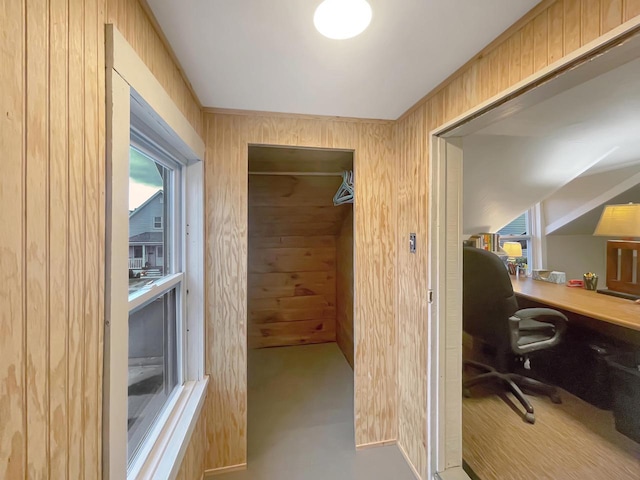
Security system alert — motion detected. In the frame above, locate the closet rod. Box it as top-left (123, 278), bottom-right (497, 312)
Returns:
top-left (248, 171), bottom-right (344, 176)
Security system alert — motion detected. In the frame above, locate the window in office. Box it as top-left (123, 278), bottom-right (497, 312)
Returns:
top-left (127, 143), bottom-right (183, 464)
top-left (498, 212), bottom-right (533, 269)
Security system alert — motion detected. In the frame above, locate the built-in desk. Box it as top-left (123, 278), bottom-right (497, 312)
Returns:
top-left (511, 276), bottom-right (640, 332)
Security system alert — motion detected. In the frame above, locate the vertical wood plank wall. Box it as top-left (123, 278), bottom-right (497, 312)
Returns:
top-left (396, 0), bottom-right (640, 478)
top-left (176, 405), bottom-right (209, 480)
top-left (0, 1), bottom-right (105, 478)
top-left (204, 112), bottom-right (397, 471)
top-left (0, 1), bottom-right (204, 478)
top-left (105, 0), bottom-right (203, 137)
top-left (336, 209), bottom-right (355, 368)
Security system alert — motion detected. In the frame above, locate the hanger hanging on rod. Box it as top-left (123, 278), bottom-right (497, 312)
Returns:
top-left (333, 170), bottom-right (354, 206)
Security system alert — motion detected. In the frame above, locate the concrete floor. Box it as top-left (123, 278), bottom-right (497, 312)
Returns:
top-left (217, 343), bottom-right (416, 480)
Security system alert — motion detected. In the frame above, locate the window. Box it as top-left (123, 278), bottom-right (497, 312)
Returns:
top-left (498, 211), bottom-right (533, 269)
top-left (127, 143), bottom-right (183, 463)
top-left (106, 31), bottom-right (206, 480)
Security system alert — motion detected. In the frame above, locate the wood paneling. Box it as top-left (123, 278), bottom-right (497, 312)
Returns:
top-left (0, 1), bottom-right (105, 478)
top-left (205, 112), bottom-right (396, 470)
top-left (247, 171), bottom-right (344, 349)
top-left (336, 209), bottom-right (355, 368)
top-left (0, 1), bottom-right (208, 478)
top-left (396, 2), bottom-right (640, 478)
top-left (396, 103), bottom-right (430, 479)
top-left (106, 0), bottom-right (203, 137)
top-left (176, 403), bottom-right (209, 480)
top-left (249, 247), bottom-right (336, 274)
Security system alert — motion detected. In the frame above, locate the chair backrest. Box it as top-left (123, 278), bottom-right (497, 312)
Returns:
top-left (463, 246), bottom-right (519, 348)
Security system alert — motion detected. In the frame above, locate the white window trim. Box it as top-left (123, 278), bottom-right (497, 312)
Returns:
top-left (105, 24), bottom-right (206, 480)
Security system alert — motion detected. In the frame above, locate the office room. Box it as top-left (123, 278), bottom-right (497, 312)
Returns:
top-left (453, 34), bottom-right (640, 479)
top-left (5, 1), bottom-right (640, 480)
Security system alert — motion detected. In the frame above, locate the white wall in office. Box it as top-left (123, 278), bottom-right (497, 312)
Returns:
top-left (543, 163), bottom-right (640, 230)
top-left (545, 235), bottom-right (608, 283)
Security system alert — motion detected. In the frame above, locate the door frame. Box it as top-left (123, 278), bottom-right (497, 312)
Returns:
top-left (427, 19), bottom-right (640, 480)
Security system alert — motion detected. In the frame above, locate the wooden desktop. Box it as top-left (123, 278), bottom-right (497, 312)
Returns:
top-left (511, 276), bottom-right (640, 344)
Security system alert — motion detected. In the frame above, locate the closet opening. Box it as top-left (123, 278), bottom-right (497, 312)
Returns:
top-left (245, 145), bottom-right (355, 474)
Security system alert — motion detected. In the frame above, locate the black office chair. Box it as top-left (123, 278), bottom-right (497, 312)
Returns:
top-left (463, 246), bottom-right (568, 424)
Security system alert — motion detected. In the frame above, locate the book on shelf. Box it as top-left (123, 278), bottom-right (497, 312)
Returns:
top-left (468, 233), bottom-right (501, 252)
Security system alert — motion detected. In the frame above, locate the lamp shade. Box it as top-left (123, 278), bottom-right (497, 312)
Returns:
top-left (593, 203), bottom-right (640, 237)
top-left (502, 241), bottom-right (523, 258)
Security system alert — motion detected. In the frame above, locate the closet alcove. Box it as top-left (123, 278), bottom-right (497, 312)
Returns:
top-left (247, 145), bottom-right (355, 366)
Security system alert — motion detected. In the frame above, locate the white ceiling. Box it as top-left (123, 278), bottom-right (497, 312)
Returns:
top-left (147, 0), bottom-right (539, 119)
top-left (462, 55), bottom-right (640, 234)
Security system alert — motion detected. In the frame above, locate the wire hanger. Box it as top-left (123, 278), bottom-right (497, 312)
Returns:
top-left (333, 170), bottom-right (354, 206)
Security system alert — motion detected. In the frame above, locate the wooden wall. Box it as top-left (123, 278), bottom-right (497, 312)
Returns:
top-left (336, 209), bottom-right (355, 368)
top-left (395, 0), bottom-right (640, 478)
top-left (247, 173), bottom-right (350, 348)
top-left (204, 111), bottom-right (397, 472)
top-left (0, 1), bottom-right (205, 478)
top-left (248, 234), bottom-right (338, 348)
top-left (176, 404), bottom-right (208, 480)
top-left (0, 1), bottom-right (105, 478)
top-left (106, 0), bottom-right (203, 137)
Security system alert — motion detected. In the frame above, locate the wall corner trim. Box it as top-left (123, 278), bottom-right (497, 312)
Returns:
top-left (105, 24), bottom-right (205, 159)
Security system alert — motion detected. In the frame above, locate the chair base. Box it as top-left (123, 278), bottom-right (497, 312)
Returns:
top-left (463, 359), bottom-right (561, 424)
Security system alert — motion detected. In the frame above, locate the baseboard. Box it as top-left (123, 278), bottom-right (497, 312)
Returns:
top-left (355, 439), bottom-right (397, 450)
top-left (435, 466), bottom-right (473, 480)
top-left (204, 463), bottom-right (247, 477)
top-left (397, 442), bottom-right (422, 480)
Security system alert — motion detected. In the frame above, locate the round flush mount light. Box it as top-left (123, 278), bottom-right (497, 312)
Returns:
top-left (314, 0), bottom-right (373, 40)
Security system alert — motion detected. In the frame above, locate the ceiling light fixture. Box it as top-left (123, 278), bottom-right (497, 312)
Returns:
top-left (314, 0), bottom-right (372, 40)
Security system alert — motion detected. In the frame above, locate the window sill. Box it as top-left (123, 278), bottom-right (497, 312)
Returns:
top-left (129, 376), bottom-right (209, 480)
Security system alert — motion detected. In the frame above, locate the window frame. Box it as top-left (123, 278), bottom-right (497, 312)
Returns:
top-left (105, 25), bottom-right (206, 480)
top-left (498, 210), bottom-right (534, 271)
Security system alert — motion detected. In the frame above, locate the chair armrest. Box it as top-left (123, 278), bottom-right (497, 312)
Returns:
top-left (508, 308), bottom-right (568, 355)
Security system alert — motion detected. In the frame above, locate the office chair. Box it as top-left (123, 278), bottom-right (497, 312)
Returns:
top-left (463, 246), bottom-right (568, 424)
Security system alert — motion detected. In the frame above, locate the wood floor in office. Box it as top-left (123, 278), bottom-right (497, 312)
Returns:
top-left (215, 343), bottom-right (415, 480)
top-left (463, 382), bottom-right (640, 480)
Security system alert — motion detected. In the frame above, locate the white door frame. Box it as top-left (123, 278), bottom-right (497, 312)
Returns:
top-left (426, 20), bottom-right (640, 480)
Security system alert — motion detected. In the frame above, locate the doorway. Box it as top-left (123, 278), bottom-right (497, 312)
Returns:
top-left (429, 29), bottom-right (640, 480)
top-left (229, 145), bottom-right (387, 478)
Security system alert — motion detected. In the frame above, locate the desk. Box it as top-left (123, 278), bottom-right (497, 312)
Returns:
top-left (511, 276), bottom-right (640, 333)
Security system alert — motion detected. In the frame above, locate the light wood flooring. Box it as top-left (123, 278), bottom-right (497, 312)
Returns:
top-left (463, 381), bottom-right (640, 479)
top-left (216, 343), bottom-right (415, 480)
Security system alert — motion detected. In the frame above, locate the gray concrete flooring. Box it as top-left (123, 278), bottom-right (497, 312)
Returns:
top-left (217, 343), bottom-right (416, 480)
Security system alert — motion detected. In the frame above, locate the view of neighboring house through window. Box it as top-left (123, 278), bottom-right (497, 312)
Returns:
top-left (127, 144), bottom-right (183, 464)
top-left (498, 211), bottom-right (533, 271)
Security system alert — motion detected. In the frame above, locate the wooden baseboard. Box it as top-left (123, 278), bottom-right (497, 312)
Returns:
top-left (397, 442), bottom-right (422, 480)
top-left (355, 439), bottom-right (397, 450)
top-left (204, 464), bottom-right (247, 477)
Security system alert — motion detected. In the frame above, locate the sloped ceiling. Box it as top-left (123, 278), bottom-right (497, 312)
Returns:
top-left (146, 0), bottom-right (539, 118)
top-left (462, 56), bottom-right (640, 235)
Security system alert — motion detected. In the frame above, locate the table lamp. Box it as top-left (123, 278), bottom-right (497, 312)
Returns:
top-left (502, 241), bottom-right (522, 276)
top-left (593, 203), bottom-right (640, 299)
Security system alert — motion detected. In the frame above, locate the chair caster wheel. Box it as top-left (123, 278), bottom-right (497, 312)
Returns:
top-left (525, 412), bottom-right (535, 424)
top-left (463, 388), bottom-right (472, 398)
top-left (550, 394), bottom-right (562, 404)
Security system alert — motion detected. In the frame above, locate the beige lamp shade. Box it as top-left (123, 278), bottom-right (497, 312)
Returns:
top-left (502, 241), bottom-right (523, 258)
top-left (593, 203), bottom-right (640, 237)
